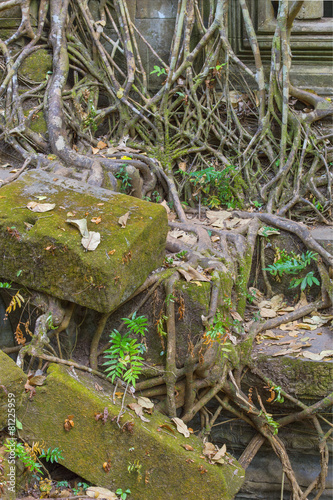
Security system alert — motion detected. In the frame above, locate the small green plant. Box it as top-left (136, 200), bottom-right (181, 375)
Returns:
top-left (103, 314), bottom-right (147, 387)
top-left (72, 482), bottom-right (89, 495)
top-left (150, 65), bottom-right (167, 77)
top-left (46, 313), bottom-right (57, 331)
top-left (0, 282), bottom-right (11, 288)
top-left (56, 480), bottom-right (69, 489)
top-left (83, 104), bottom-right (98, 133)
top-left (258, 411), bottom-right (280, 435)
top-left (4, 440), bottom-right (42, 474)
top-left (264, 250), bottom-right (320, 290)
top-left (115, 165), bottom-right (132, 193)
top-left (128, 459), bottom-right (142, 481)
top-left (290, 271), bottom-right (320, 291)
top-left (116, 488), bottom-right (131, 500)
top-left (252, 200), bottom-right (263, 208)
top-left (185, 165), bottom-right (237, 208)
top-left (165, 293), bottom-right (176, 305)
top-left (260, 226), bottom-right (280, 238)
top-left (272, 386), bottom-right (284, 404)
top-left (176, 250), bottom-right (188, 259)
top-left (164, 256), bottom-right (174, 266)
top-left (39, 447), bottom-right (64, 463)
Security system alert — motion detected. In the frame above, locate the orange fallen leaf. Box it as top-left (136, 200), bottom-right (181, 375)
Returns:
top-left (108, 249), bottom-right (116, 255)
top-left (91, 216), bottom-right (102, 224)
top-left (91, 147), bottom-right (99, 155)
top-left (97, 140), bottom-right (107, 150)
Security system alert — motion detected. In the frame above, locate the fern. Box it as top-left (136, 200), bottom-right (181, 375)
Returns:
top-left (6, 291), bottom-right (25, 314)
top-left (103, 315), bottom-right (147, 387)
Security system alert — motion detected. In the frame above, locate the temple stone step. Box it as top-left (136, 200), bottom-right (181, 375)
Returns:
top-left (0, 171), bottom-right (168, 313)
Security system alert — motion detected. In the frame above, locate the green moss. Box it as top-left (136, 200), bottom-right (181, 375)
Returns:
top-left (16, 363), bottom-right (244, 500)
top-left (253, 354), bottom-right (333, 399)
top-left (176, 281), bottom-right (211, 310)
top-left (0, 171), bottom-right (168, 313)
top-left (18, 49), bottom-right (52, 82)
top-left (24, 110), bottom-right (47, 134)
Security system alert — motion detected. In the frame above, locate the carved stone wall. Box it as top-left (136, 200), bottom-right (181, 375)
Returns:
top-left (0, 1), bottom-right (332, 93)
top-left (229, 0), bottom-right (333, 94)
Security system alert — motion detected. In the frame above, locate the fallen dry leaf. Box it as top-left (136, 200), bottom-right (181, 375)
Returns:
top-left (182, 444), bottom-right (194, 451)
top-left (171, 417), bottom-right (190, 437)
top-left (160, 200), bottom-right (170, 213)
top-left (91, 146), bottom-right (100, 155)
top-left (118, 211), bottom-right (130, 228)
top-left (212, 443), bottom-right (227, 464)
top-left (137, 396), bottom-right (154, 409)
top-left (303, 350), bottom-right (333, 361)
top-left (202, 442), bottom-right (216, 458)
top-left (28, 375), bottom-right (46, 386)
top-left (178, 265), bottom-right (210, 283)
top-left (263, 330), bottom-right (284, 340)
top-left (27, 202), bottom-right (55, 213)
top-left (86, 486), bottom-right (117, 500)
top-left (259, 308), bottom-right (277, 319)
top-left (81, 231), bottom-right (100, 251)
top-left (66, 218), bottom-right (89, 238)
top-left (91, 216), bottom-right (102, 224)
top-left (295, 323), bottom-right (316, 331)
top-left (97, 140), bottom-right (107, 150)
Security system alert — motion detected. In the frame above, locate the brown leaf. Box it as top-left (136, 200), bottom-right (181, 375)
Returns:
top-left (178, 161), bottom-right (187, 172)
top-left (97, 140), bottom-right (107, 150)
top-left (182, 444), bottom-right (194, 451)
top-left (259, 308), bottom-right (277, 318)
top-left (28, 375), bottom-right (46, 386)
top-left (91, 147), bottom-right (99, 155)
top-left (137, 396), bottom-right (154, 409)
top-left (202, 442), bottom-right (216, 457)
top-left (158, 424), bottom-right (175, 434)
top-left (118, 212), bottom-right (130, 228)
top-left (91, 216), bottom-right (102, 224)
top-left (27, 202), bottom-right (55, 213)
top-left (212, 443), bottom-right (227, 463)
top-left (108, 249), bottom-right (116, 255)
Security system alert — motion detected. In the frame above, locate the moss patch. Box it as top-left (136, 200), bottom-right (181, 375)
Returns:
top-left (18, 49), bottom-right (52, 82)
top-left (252, 354), bottom-right (333, 398)
top-left (0, 171), bottom-right (168, 313)
top-left (0, 351), bottom-right (26, 430)
top-left (17, 363), bottom-right (244, 499)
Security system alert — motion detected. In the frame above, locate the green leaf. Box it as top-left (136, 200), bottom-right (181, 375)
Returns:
top-left (16, 418), bottom-right (23, 430)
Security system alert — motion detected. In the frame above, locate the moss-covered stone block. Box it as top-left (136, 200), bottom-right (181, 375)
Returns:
top-left (0, 171), bottom-right (168, 313)
top-left (17, 363), bottom-right (244, 499)
top-left (0, 351), bottom-right (26, 430)
top-left (18, 49), bottom-right (52, 83)
top-left (252, 354), bottom-right (333, 399)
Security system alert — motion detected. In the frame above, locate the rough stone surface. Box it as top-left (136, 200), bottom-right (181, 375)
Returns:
top-left (0, 171), bottom-right (168, 313)
top-left (0, 351), bottom-right (26, 430)
top-left (18, 48), bottom-right (52, 83)
top-left (136, 0), bottom-right (178, 19)
top-left (311, 225), bottom-right (333, 255)
top-left (7, 360), bottom-right (244, 500)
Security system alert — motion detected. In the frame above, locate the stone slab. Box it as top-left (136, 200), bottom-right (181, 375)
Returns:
top-left (0, 351), bottom-right (26, 430)
top-left (311, 225), bottom-right (333, 255)
top-left (12, 361), bottom-right (244, 500)
top-left (135, 0), bottom-right (178, 19)
top-left (0, 171), bottom-right (168, 313)
top-left (251, 326), bottom-right (333, 398)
